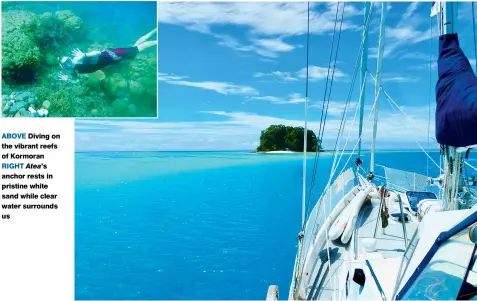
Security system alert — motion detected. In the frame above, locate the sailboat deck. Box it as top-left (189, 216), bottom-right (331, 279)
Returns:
top-left (307, 197), bottom-right (418, 300)
top-left (306, 243), bottom-right (346, 300)
top-left (357, 199), bottom-right (418, 259)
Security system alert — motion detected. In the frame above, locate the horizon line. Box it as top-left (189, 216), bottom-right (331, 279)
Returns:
top-left (75, 149), bottom-right (441, 153)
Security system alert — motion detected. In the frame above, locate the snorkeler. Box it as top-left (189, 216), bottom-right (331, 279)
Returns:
top-left (57, 28), bottom-right (157, 81)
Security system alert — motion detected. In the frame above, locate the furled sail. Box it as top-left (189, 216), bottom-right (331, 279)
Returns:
top-left (436, 33), bottom-right (477, 147)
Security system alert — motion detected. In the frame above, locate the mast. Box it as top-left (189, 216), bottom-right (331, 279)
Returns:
top-left (357, 2), bottom-right (370, 159)
top-left (370, 2), bottom-right (387, 176)
top-left (443, 2), bottom-right (458, 35)
top-left (441, 2), bottom-right (461, 211)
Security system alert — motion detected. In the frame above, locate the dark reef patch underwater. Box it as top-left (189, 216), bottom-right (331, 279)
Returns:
top-left (1, 1), bottom-right (158, 118)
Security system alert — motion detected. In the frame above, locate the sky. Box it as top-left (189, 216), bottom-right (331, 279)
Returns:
top-left (75, 1), bottom-right (477, 152)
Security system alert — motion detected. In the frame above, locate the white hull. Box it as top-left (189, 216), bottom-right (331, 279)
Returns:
top-left (297, 185), bottom-right (361, 297)
top-left (291, 179), bottom-right (423, 300)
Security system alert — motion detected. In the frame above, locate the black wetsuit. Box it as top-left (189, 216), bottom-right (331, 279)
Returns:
top-left (75, 46), bottom-right (139, 74)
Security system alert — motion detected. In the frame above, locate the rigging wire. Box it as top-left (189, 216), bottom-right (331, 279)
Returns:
top-left (330, 3), bottom-right (374, 162)
top-left (309, 75), bottom-right (381, 237)
top-left (372, 78), bottom-right (443, 172)
top-left (306, 2), bottom-right (374, 226)
top-left (293, 2), bottom-right (311, 290)
top-left (308, 77), bottom-right (368, 233)
top-left (320, 3), bottom-right (346, 176)
top-left (329, 73), bottom-right (368, 185)
top-left (305, 73), bottom-right (367, 243)
top-left (301, 1), bottom-right (311, 230)
top-left (321, 6), bottom-right (353, 271)
top-left (331, 83), bottom-right (380, 184)
top-left (308, 2), bottom-right (373, 212)
top-left (305, 2), bottom-right (343, 220)
top-left (465, 161), bottom-right (477, 173)
top-left (295, 2), bottom-right (345, 286)
top-left (326, 3), bottom-right (374, 182)
top-left (295, 1), bottom-right (374, 285)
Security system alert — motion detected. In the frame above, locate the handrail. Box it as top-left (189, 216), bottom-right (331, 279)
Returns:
top-left (365, 260), bottom-right (387, 300)
top-left (374, 185), bottom-right (385, 238)
top-left (396, 194), bottom-right (409, 248)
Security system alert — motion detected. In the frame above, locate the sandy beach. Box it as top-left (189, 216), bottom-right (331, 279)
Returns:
top-left (257, 150), bottom-right (335, 155)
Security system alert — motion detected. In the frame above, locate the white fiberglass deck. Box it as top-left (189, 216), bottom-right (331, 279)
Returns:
top-left (306, 195), bottom-right (417, 300)
top-left (358, 198), bottom-right (418, 259)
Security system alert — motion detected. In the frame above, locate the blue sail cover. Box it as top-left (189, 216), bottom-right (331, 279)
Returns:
top-left (436, 33), bottom-right (477, 147)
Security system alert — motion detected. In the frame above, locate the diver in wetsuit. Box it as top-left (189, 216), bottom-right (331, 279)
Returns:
top-left (58, 28), bottom-right (157, 82)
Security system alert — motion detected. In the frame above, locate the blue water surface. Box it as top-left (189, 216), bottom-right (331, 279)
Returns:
top-left (75, 150), bottom-right (453, 300)
top-left (6, 1), bottom-right (157, 47)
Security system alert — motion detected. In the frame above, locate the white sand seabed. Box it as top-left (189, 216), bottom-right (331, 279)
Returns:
top-left (264, 150), bottom-right (298, 154)
top-left (259, 150), bottom-right (335, 155)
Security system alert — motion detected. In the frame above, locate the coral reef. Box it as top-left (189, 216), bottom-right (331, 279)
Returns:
top-left (55, 10), bottom-right (82, 33)
top-left (1, 4), bottom-right (157, 118)
top-left (2, 10), bottom-right (42, 82)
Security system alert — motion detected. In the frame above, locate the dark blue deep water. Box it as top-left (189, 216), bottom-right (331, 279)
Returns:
top-left (75, 151), bottom-right (457, 300)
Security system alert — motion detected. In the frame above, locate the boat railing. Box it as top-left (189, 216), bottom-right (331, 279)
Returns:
top-left (391, 227), bottom-right (420, 299)
top-left (295, 168), bottom-right (355, 289)
top-left (373, 185), bottom-right (385, 238)
top-left (396, 193), bottom-right (409, 248)
top-left (375, 164), bottom-right (441, 196)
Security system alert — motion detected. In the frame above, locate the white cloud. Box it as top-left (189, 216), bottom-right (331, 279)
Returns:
top-left (75, 103), bottom-right (437, 152)
top-left (297, 65), bottom-right (347, 81)
top-left (382, 75), bottom-right (420, 83)
top-left (370, 2), bottom-right (435, 59)
top-left (402, 2), bottom-right (420, 20)
top-left (214, 34), bottom-right (298, 58)
top-left (309, 101), bottom-right (359, 116)
top-left (158, 67), bottom-right (345, 104)
top-left (288, 93), bottom-right (306, 104)
top-left (159, 72), bottom-right (258, 96)
top-left (157, 73), bottom-right (187, 81)
top-left (158, 2), bottom-right (361, 36)
top-left (168, 81), bottom-right (257, 96)
top-left (254, 65), bottom-right (347, 83)
top-left (253, 38), bottom-right (297, 52)
top-left (158, 2), bottom-right (361, 58)
top-left (253, 71), bottom-right (298, 82)
top-left (249, 93), bottom-right (306, 105)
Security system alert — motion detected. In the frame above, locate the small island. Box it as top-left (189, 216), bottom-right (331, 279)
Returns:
top-left (256, 125), bottom-right (323, 153)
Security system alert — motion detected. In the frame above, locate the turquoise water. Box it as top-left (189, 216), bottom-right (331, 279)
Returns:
top-left (75, 150), bottom-right (451, 300)
top-left (2, 1), bottom-right (157, 118)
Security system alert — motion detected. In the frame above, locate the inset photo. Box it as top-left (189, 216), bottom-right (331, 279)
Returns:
top-left (2, 1), bottom-right (158, 118)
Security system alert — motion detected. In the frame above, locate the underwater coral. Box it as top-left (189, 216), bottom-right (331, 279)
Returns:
top-left (2, 3), bottom-right (157, 118)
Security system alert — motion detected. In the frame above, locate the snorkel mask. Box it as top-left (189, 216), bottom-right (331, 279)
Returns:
top-left (59, 56), bottom-right (74, 70)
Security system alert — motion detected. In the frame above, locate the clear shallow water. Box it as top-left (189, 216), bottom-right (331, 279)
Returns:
top-left (2, 1), bottom-right (157, 118)
top-left (75, 150), bottom-right (460, 300)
